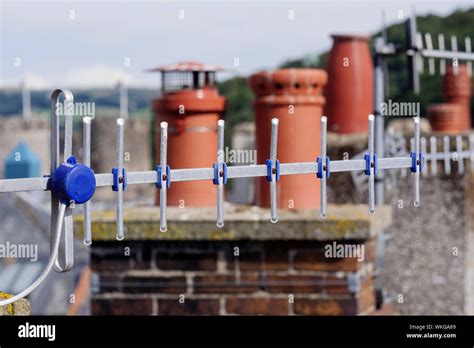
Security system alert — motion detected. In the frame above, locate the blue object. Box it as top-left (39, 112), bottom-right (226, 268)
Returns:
top-left (265, 159), bottom-right (280, 182)
top-left (4, 142), bottom-right (41, 179)
top-left (411, 152), bottom-right (423, 173)
top-left (112, 167), bottom-right (127, 191)
top-left (213, 162), bottom-right (228, 185)
top-left (51, 156), bottom-right (96, 205)
top-left (156, 165), bottom-right (171, 189)
top-left (316, 156), bottom-right (330, 178)
top-left (364, 154), bottom-right (377, 176)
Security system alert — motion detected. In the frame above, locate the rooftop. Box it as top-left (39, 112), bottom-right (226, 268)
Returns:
top-left (74, 203), bottom-right (391, 242)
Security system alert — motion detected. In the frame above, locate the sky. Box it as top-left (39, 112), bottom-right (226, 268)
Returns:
top-left (0, 0), bottom-right (472, 89)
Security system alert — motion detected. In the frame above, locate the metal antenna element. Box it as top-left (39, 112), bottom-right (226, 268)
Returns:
top-left (51, 89), bottom-right (74, 273)
top-left (381, 10), bottom-right (391, 97)
top-left (0, 92), bottom-right (426, 304)
top-left (413, 117), bottom-right (421, 207)
top-left (319, 116), bottom-right (328, 219)
top-left (443, 136), bottom-right (451, 175)
top-left (368, 115), bottom-right (376, 213)
top-left (466, 37), bottom-right (473, 77)
top-left (456, 135), bottom-right (464, 175)
top-left (269, 118), bottom-right (279, 223)
top-left (83, 117), bottom-right (92, 245)
top-left (405, 14), bottom-right (420, 93)
top-left (115, 118), bottom-right (125, 241)
top-left (159, 121), bottom-right (168, 232)
top-left (425, 33), bottom-right (435, 75)
top-left (216, 119), bottom-right (226, 227)
top-left (438, 33), bottom-right (446, 75)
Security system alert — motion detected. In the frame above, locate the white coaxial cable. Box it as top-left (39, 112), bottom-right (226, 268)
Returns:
top-left (0, 203), bottom-right (67, 306)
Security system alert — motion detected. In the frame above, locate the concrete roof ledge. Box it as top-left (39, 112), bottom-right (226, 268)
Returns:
top-left (74, 204), bottom-right (391, 242)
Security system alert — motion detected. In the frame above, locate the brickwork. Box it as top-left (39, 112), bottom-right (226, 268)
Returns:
top-left (91, 240), bottom-right (377, 315)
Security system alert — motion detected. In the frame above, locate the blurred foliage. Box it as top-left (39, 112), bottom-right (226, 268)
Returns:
top-left (217, 76), bottom-right (254, 128)
top-left (279, 53), bottom-right (326, 69)
top-left (216, 76), bottom-right (254, 145)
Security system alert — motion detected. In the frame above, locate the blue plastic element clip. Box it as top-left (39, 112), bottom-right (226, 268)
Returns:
top-left (316, 157), bottom-right (330, 179)
top-left (213, 162), bottom-right (228, 185)
top-left (411, 152), bottom-right (423, 173)
top-left (112, 167), bottom-right (127, 191)
top-left (364, 154), bottom-right (377, 176)
top-left (156, 165), bottom-right (171, 189)
top-left (51, 156), bottom-right (96, 205)
top-left (265, 159), bottom-right (280, 182)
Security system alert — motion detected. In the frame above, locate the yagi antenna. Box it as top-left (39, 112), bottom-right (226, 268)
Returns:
top-left (377, 13), bottom-right (474, 95)
top-left (372, 11), bottom-right (474, 206)
top-left (0, 90), bottom-right (424, 305)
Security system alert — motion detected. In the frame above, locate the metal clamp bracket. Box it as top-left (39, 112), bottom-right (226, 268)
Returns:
top-left (213, 162), bottom-right (228, 185)
top-left (265, 159), bottom-right (280, 182)
top-left (317, 156), bottom-right (330, 179)
top-left (410, 152), bottom-right (423, 173)
top-left (112, 167), bottom-right (127, 191)
top-left (156, 165), bottom-right (171, 189)
top-left (364, 154), bottom-right (378, 176)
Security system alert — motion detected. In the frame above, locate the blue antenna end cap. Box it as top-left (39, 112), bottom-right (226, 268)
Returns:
top-left (52, 156), bottom-right (96, 205)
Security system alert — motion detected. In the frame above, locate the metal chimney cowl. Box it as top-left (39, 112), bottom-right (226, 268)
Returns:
top-left (150, 62), bottom-right (226, 207)
top-left (249, 68), bottom-right (328, 209)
